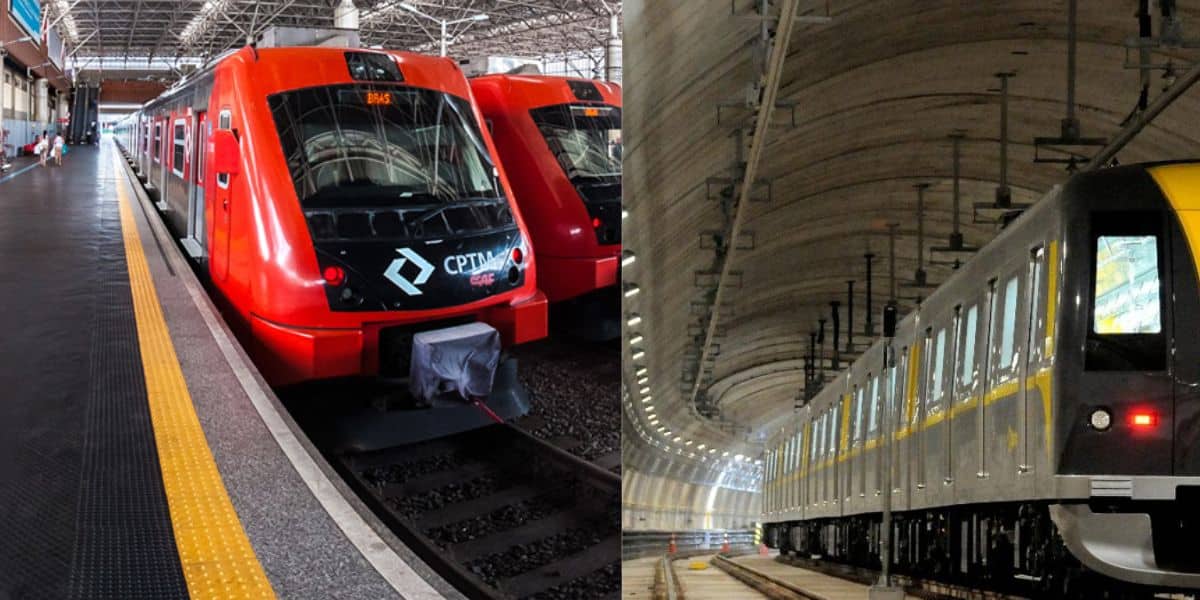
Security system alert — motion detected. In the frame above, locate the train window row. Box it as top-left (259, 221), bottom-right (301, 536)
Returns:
top-left (766, 240), bottom-right (1057, 513)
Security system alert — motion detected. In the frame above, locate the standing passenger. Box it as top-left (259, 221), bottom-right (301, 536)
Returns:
top-left (52, 133), bottom-right (65, 166)
top-left (34, 136), bottom-right (48, 168)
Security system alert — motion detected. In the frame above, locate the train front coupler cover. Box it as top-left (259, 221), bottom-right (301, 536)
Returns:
top-left (328, 321), bottom-right (531, 453)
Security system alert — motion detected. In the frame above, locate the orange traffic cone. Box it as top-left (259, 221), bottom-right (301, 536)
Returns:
top-left (721, 533), bottom-right (731, 554)
top-left (667, 533), bottom-right (677, 554)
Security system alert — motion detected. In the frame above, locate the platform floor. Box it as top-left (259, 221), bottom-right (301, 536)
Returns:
top-left (0, 142), bottom-right (457, 599)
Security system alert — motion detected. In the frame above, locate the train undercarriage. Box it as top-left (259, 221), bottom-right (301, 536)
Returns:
top-left (766, 501), bottom-right (1192, 599)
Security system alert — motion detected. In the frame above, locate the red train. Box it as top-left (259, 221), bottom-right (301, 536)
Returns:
top-left (469, 74), bottom-right (622, 340)
top-left (113, 47), bottom-right (548, 399)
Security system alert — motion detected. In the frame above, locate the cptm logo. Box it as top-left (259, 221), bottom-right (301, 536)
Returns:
top-left (384, 248), bottom-right (434, 296)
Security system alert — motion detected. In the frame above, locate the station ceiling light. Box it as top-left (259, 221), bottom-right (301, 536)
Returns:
top-left (639, 386), bottom-right (650, 394)
top-left (637, 376), bottom-right (649, 385)
top-left (641, 396), bottom-right (652, 403)
top-left (621, 252), bottom-right (636, 266)
top-left (629, 335), bottom-right (644, 345)
top-left (624, 284), bottom-right (640, 298)
top-left (632, 350), bottom-right (645, 360)
top-left (627, 314), bottom-right (642, 327)
top-left (635, 367), bottom-right (647, 376)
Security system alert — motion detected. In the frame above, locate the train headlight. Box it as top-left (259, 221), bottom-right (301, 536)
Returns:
top-left (1089, 408), bottom-right (1112, 431)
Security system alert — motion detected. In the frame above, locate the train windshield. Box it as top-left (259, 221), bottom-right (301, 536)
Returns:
top-left (529, 104), bottom-right (621, 192)
top-left (268, 84), bottom-right (502, 207)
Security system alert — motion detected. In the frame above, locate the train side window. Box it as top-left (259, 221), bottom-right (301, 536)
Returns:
top-left (853, 385), bottom-right (865, 444)
top-left (172, 120), bottom-right (186, 178)
top-left (958, 304), bottom-right (979, 390)
top-left (929, 326), bottom-right (947, 412)
top-left (153, 122), bottom-right (162, 163)
top-left (829, 405), bottom-right (840, 457)
top-left (814, 414), bottom-right (824, 462)
top-left (217, 109), bottom-right (232, 189)
top-left (998, 276), bottom-right (1020, 371)
top-left (867, 374), bottom-right (880, 435)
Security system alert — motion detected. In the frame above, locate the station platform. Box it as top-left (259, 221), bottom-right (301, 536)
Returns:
top-left (0, 142), bottom-right (461, 599)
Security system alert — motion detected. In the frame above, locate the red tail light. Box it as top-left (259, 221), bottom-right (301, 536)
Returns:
top-left (1129, 411), bottom-right (1158, 428)
top-left (511, 247), bottom-right (523, 264)
top-left (592, 217), bottom-right (602, 228)
top-left (323, 265), bottom-right (346, 287)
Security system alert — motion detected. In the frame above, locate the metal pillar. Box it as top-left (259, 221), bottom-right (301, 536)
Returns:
top-left (830, 301), bottom-right (841, 371)
top-left (914, 184), bottom-right (929, 286)
top-left (605, 13), bottom-right (622, 82)
top-left (949, 133), bottom-right (964, 249)
top-left (334, 0), bottom-right (360, 29)
top-left (864, 254), bottom-right (875, 337)
top-left (846, 280), bottom-right (855, 354)
top-left (995, 72), bottom-right (1014, 207)
top-left (887, 224), bottom-right (899, 302)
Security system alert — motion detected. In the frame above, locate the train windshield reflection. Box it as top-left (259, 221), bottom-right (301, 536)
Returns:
top-left (530, 104), bottom-right (622, 185)
top-left (268, 84), bottom-right (502, 208)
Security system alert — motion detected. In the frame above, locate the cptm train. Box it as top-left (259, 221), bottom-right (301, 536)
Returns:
top-left (762, 163), bottom-right (1200, 597)
top-left (470, 74), bottom-right (622, 340)
top-left (113, 47), bottom-right (548, 436)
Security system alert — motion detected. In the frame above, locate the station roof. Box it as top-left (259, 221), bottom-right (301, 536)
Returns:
top-left (622, 0), bottom-right (1200, 481)
top-left (43, 0), bottom-right (618, 77)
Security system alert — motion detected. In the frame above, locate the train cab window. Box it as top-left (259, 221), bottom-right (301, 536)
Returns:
top-left (1093, 236), bottom-right (1161, 334)
top-left (998, 276), bottom-right (1020, 371)
top-left (958, 304), bottom-right (979, 390)
top-left (1087, 211), bottom-right (1166, 371)
top-left (172, 120), bottom-right (186, 178)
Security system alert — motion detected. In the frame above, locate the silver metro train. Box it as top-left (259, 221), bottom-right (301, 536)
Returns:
top-left (763, 162), bottom-right (1200, 595)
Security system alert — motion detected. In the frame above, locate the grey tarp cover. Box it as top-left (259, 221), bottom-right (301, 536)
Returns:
top-left (409, 322), bottom-right (501, 402)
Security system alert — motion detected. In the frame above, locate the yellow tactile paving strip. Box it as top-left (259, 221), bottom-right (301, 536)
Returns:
top-left (114, 154), bottom-right (276, 599)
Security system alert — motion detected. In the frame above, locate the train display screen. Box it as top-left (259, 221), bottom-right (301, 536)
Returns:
top-left (268, 85), bottom-right (501, 208)
top-left (1093, 235), bottom-right (1162, 334)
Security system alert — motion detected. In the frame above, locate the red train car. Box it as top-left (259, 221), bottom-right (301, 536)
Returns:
top-left (470, 74), bottom-right (621, 340)
top-left (113, 47), bottom-right (548, 397)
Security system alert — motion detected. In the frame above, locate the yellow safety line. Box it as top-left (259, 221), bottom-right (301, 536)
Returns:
top-left (114, 154), bottom-right (275, 599)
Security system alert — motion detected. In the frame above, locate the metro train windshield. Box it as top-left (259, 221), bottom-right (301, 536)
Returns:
top-left (530, 104), bottom-right (622, 183)
top-left (268, 84), bottom-right (502, 208)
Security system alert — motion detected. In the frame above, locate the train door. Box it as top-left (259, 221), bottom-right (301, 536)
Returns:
top-left (211, 108), bottom-right (232, 281)
top-left (1017, 247), bottom-right (1045, 496)
top-left (185, 111), bottom-right (207, 259)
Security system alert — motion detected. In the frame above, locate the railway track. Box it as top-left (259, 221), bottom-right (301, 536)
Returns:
top-left (334, 423), bottom-right (620, 599)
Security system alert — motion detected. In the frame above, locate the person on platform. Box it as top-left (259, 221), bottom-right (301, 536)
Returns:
top-left (34, 136), bottom-right (48, 168)
top-left (0, 129), bottom-right (11, 172)
top-left (52, 133), bottom-right (65, 167)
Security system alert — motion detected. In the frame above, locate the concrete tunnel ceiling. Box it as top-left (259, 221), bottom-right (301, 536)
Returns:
top-left (621, 0), bottom-right (1200, 480)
